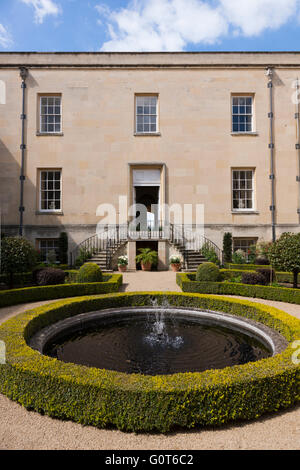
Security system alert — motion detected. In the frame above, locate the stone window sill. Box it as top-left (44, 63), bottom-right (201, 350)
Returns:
top-left (232, 211), bottom-right (259, 215)
top-left (134, 132), bottom-right (161, 137)
top-left (35, 211), bottom-right (64, 216)
top-left (231, 132), bottom-right (259, 136)
top-left (36, 132), bottom-right (64, 137)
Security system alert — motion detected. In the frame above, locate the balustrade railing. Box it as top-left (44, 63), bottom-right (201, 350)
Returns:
top-left (71, 223), bottom-right (223, 268)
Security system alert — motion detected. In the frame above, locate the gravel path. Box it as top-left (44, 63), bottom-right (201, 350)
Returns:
top-left (0, 271), bottom-right (299, 450)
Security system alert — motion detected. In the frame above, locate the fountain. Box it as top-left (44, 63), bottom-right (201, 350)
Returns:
top-left (29, 298), bottom-right (282, 376)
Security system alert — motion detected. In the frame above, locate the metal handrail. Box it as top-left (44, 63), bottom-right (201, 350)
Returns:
top-left (71, 223), bottom-right (223, 268)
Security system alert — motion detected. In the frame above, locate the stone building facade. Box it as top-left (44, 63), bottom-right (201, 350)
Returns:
top-left (1, 52), bottom-right (300, 269)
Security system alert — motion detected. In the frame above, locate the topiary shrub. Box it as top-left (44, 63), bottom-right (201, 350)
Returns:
top-left (241, 272), bottom-right (267, 286)
top-left (223, 232), bottom-right (233, 263)
top-left (256, 268), bottom-right (275, 285)
top-left (256, 256), bottom-right (270, 265)
top-left (0, 236), bottom-right (39, 288)
top-left (77, 263), bottom-right (103, 283)
top-left (58, 232), bottom-right (68, 265)
top-left (196, 262), bottom-right (220, 282)
top-left (35, 268), bottom-right (66, 286)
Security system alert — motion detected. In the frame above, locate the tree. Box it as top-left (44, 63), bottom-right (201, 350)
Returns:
top-left (1, 237), bottom-right (38, 288)
top-left (223, 232), bottom-right (233, 263)
top-left (268, 232), bottom-right (300, 288)
top-left (58, 232), bottom-right (68, 265)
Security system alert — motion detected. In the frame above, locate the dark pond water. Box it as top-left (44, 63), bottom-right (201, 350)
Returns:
top-left (45, 312), bottom-right (271, 375)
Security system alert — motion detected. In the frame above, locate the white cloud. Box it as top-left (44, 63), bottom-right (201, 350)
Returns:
top-left (220, 0), bottom-right (298, 36)
top-left (96, 0), bottom-right (300, 52)
top-left (0, 24), bottom-right (13, 48)
top-left (98, 0), bottom-right (228, 52)
top-left (20, 0), bottom-right (61, 24)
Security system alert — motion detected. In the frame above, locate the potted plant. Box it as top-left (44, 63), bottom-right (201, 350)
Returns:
top-left (135, 248), bottom-right (158, 271)
top-left (169, 255), bottom-right (182, 272)
top-left (117, 255), bottom-right (128, 272)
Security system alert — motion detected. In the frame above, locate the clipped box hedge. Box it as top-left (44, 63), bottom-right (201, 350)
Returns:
top-left (177, 273), bottom-right (300, 304)
top-left (0, 292), bottom-right (299, 433)
top-left (222, 268), bottom-right (296, 285)
top-left (0, 274), bottom-right (123, 308)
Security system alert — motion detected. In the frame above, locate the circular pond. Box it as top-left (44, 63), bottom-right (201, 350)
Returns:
top-left (30, 306), bottom-right (281, 375)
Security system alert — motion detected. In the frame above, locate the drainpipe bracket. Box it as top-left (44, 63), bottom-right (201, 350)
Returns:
top-left (268, 82), bottom-right (273, 88)
top-left (20, 144), bottom-right (26, 150)
top-left (296, 144), bottom-right (300, 150)
top-left (19, 175), bottom-right (25, 181)
top-left (270, 205), bottom-right (276, 211)
top-left (295, 113), bottom-right (300, 119)
top-left (296, 176), bottom-right (300, 182)
top-left (21, 82), bottom-right (27, 89)
top-left (269, 143), bottom-right (275, 149)
top-left (19, 206), bottom-right (25, 213)
top-left (268, 112), bottom-right (273, 118)
top-left (298, 209), bottom-right (300, 215)
top-left (269, 174), bottom-right (275, 180)
top-left (20, 114), bottom-right (26, 120)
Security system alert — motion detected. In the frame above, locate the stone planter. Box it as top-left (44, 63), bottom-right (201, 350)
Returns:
top-left (141, 262), bottom-right (152, 271)
top-left (118, 265), bottom-right (127, 273)
top-left (170, 263), bottom-right (181, 272)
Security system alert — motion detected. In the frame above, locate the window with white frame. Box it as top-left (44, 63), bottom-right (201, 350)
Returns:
top-left (40, 96), bottom-right (62, 133)
top-left (39, 170), bottom-right (62, 212)
top-left (232, 169), bottom-right (255, 211)
top-left (38, 239), bottom-right (59, 263)
top-left (232, 96), bottom-right (253, 133)
top-left (233, 238), bottom-right (257, 260)
top-left (136, 95), bottom-right (158, 134)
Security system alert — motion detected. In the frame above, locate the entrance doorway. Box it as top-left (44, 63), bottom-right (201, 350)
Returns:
top-left (132, 168), bottom-right (162, 232)
top-left (134, 186), bottom-right (160, 230)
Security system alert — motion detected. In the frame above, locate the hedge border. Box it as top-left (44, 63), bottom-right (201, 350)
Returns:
top-left (0, 274), bottom-right (123, 308)
top-left (176, 272), bottom-right (300, 304)
top-left (221, 269), bottom-right (296, 284)
top-left (0, 292), bottom-right (299, 432)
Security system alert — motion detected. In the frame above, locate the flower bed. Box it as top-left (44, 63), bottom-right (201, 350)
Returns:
top-left (0, 274), bottom-right (123, 308)
top-left (0, 292), bottom-right (299, 432)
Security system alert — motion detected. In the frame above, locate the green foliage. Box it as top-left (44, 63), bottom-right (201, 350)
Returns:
top-left (35, 267), bottom-right (66, 286)
top-left (75, 247), bottom-right (93, 267)
top-left (58, 232), bottom-right (68, 265)
top-left (201, 242), bottom-right (220, 265)
top-left (223, 233), bottom-right (232, 263)
top-left (176, 272), bottom-right (300, 304)
top-left (256, 268), bottom-right (276, 285)
top-left (0, 274), bottom-right (122, 308)
top-left (77, 263), bottom-right (103, 283)
top-left (196, 262), bottom-right (220, 282)
top-left (269, 233), bottom-right (300, 288)
top-left (241, 272), bottom-right (267, 286)
top-left (0, 292), bottom-right (299, 433)
top-left (135, 248), bottom-right (158, 266)
top-left (46, 249), bottom-right (57, 265)
top-left (0, 237), bottom-right (38, 288)
top-left (232, 249), bottom-right (247, 264)
top-left (247, 244), bottom-right (257, 264)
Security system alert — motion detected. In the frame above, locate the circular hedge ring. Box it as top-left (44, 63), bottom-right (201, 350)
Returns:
top-left (0, 292), bottom-right (299, 433)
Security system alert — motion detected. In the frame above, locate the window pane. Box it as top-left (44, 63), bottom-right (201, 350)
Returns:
top-left (40, 96), bottom-right (61, 133)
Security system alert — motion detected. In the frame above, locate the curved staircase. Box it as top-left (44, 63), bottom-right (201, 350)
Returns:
top-left (71, 224), bottom-right (223, 272)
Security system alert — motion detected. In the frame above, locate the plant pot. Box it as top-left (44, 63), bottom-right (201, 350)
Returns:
top-left (118, 265), bottom-right (127, 272)
top-left (141, 262), bottom-right (152, 271)
top-left (170, 263), bottom-right (181, 272)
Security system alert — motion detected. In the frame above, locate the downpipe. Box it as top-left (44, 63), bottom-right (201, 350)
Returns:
top-left (19, 67), bottom-right (28, 237)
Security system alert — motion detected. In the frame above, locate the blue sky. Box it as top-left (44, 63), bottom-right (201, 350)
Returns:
top-left (1, 0), bottom-right (300, 52)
